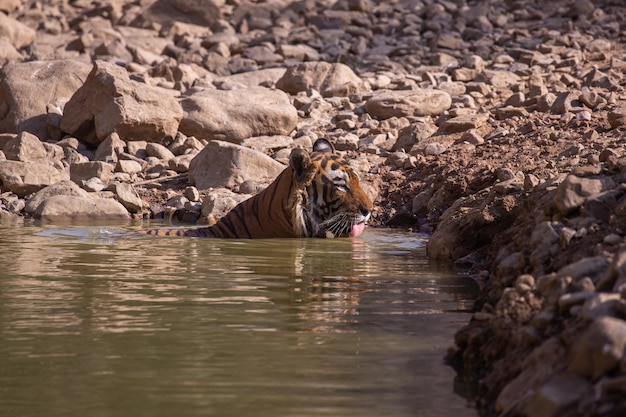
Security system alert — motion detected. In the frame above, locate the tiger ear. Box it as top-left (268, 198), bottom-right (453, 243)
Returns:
top-left (289, 148), bottom-right (317, 183)
top-left (312, 138), bottom-right (335, 154)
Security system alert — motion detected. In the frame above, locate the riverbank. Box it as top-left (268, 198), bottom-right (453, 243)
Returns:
top-left (1, 1), bottom-right (626, 415)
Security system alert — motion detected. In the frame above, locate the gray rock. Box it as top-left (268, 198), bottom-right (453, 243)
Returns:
top-left (35, 195), bottom-right (130, 222)
top-left (94, 132), bottom-right (126, 163)
top-left (3, 131), bottom-right (48, 162)
top-left (0, 38), bottom-right (21, 64)
top-left (554, 174), bottom-right (616, 215)
top-left (70, 161), bottom-right (114, 187)
top-left (0, 60), bottom-right (91, 141)
top-left (0, 12), bottom-right (36, 49)
top-left (581, 293), bottom-right (622, 321)
top-left (115, 159), bottom-right (144, 175)
top-left (82, 177), bottom-right (105, 192)
top-left (184, 186), bottom-right (200, 202)
top-left (276, 61), bottom-right (362, 96)
top-left (215, 68), bottom-right (287, 88)
top-left (524, 372), bottom-right (591, 417)
top-left (61, 60), bottom-right (183, 145)
top-left (114, 183), bottom-right (144, 213)
top-left (0, 160), bottom-right (62, 197)
top-left (188, 140), bottom-right (285, 190)
top-left (168, 153), bottom-right (196, 173)
top-left (569, 316), bottom-right (626, 379)
top-left (556, 256), bottom-right (610, 284)
top-left (178, 87), bottom-right (297, 143)
top-left (438, 114), bottom-right (489, 133)
top-left (240, 135), bottom-right (293, 154)
top-left (393, 121), bottom-right (438, 152)
top-left (142, 0), bottom-right (223, 29)
top-left (146, 142), bottom-right (176, 161)
top-left (24, 181), bottom-right (91, 214)
top-left (365, 89), bottom-right (452, 119)
top-left (608, 107), bottom-right (626, 129)
top-left (200, 188), bottom-right (251, 223)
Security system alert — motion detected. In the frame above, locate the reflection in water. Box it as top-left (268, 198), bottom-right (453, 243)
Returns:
top-left (0, 225), bottom-right (477, 417)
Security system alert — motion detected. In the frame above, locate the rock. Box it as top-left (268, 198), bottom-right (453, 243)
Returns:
top-left (583, 190), bottom-right (620, 222)
top-left (127, 141), bottom-right (148, 158)
top-left (0, 160), bottom-right (62, 197)
top-left (240, 135), bottom-right (293, 154)
top-left (184, 186), bottom-right (200, 202)
top-left (24, 181), bottom-right (91, 214)
top-left (115, 159), bottom-right (144, 175)
top-left (35, 195), bottom-right (130, 222)
top-left (515, 274), bottom-right (535, 294)
top-left (70, 161), bottom-right (114, 187)
top-left (188, 140), bottom-right (285, 190)
top-left (554, 174), bottom-right (616, 215)
top-left (365, 89), bottom-right (452, 119)
top-left (3, 131), bottom-right (48, 162)
top-left (94, 132), bottom-right (126, 163)
top-left (569, 316), bottom-right (626, 379)
top-left (0, 0), bottom-right (20, 13)
top-left (0, 60), bottom-right (91, 141)
top-left (424, 142), bottom-right (447, 155)
top-left (550, 92), bottom-right (573, 114)
top-left (178, 87), bottom-right (297, 143)
top-left (524, 372), bottom-right (592, 417)
top-left (142, 0), bottom-right (223, 29)
top-left (581, 293), bottom-right (622, 321)
top-left (215, 68), bottom-right (287, 88)
top-left (0, 38), bottom-right (21, 64)
top-left (61, 60), bottom-right (183, 145)
top-left (113, 183), bottom-right (144, 213)
top-left (0, 12), bottom-right (36, 49)
top-left (608, 107), bottom-right (626, 129)
top-left (200, 188), bottom-right (251, 224)
top-left (438, 114), bottom-right (489, 133)
top-left (146, 142), bottom-right (176, 161)
top-left (495, 337), bottom-right (566, 414)
top-left (275, 61), bottom-right (363, 97)
top-left (82, 177), bottom-right (105, 192)
top-left (477, 70), bottom-right (521, 90)
top-left (168, 153), bottom-right (196, 173)
top-left (556, 256), bottom-right (610, 284)
top-left (598, 245), bottom-right (626, 292)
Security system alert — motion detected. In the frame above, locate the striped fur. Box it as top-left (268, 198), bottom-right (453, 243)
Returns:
top-left (143, 139), bottom-right (373, 238)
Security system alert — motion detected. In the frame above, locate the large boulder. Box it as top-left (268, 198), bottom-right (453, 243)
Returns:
top-left (178, 87), bottom-right (297, 143)
top-left (3, 131), bottom-right (49, 162)
top-left (35, 195), bottom-right (130, 222)
top-left (0, 161), bottom-right (63, 197)
top-left (0, 60), bottom-right (91, 140)
top-left (24, 181), bottom-right (91, 214)
top-left (61, 60), bottom-right (183, 145)
top-left (188, 140), bottom-right (285, 190)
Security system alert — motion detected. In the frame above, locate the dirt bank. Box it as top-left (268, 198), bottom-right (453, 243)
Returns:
top-left (1, 1), bottom-right (626, 415)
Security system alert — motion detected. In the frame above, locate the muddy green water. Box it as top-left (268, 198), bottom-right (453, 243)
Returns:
top-left (0, 224), bottom-right (477, 417)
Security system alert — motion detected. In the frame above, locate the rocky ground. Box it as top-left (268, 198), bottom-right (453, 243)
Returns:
top-left (1, 0), bottom-right (626, 415)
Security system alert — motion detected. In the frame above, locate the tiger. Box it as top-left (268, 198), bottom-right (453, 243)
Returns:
top-left (143, 138), bottom-right (373, 238)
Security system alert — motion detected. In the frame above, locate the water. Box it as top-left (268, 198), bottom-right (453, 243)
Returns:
top-left (0, 224), bottom-right (477, 417)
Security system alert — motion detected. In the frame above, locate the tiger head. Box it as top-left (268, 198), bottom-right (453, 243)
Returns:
top-left (289, 139), bottom-right (373, 238)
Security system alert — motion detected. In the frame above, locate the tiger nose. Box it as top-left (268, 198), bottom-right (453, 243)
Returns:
top-left (359, 206), bottom-right (371, 218)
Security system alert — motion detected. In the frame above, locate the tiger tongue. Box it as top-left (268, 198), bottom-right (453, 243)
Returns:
top-left (349, 222), bottom-right (366, 237)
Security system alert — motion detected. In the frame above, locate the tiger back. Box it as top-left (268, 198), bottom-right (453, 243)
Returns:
top-left (143, 138), bottom-right (373, 238)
